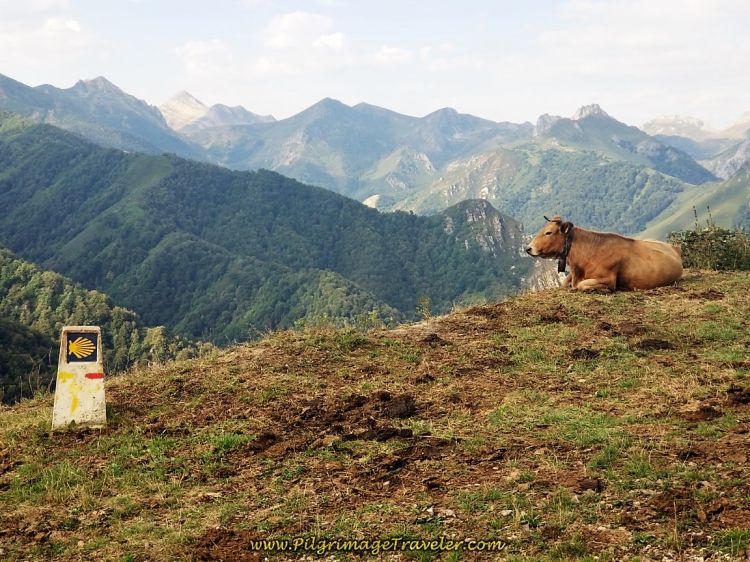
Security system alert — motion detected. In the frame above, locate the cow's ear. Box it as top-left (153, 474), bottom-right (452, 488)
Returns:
top-left (561, 221), bottom-right (573, 234)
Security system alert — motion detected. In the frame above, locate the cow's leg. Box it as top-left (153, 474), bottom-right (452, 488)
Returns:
top-left (562, 273), bottom-right (572, 288)
top-left (575, 275), bottom-right (616, 292)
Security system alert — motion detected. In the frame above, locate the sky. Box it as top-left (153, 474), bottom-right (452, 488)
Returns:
top-left (1, 0), bottom-right (749, 128)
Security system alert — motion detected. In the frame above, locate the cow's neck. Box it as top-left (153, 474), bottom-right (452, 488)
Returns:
top-left (557, 226), bottom-right (575, 273)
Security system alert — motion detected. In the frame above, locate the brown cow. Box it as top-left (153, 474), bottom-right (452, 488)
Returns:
top-left (525, 216), bottom-right (683, 291)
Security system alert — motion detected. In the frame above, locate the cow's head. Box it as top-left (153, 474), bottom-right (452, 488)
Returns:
top-left (525, 215), bottom-right (574, 258)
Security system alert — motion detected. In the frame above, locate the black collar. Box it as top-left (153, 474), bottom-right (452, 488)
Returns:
top-left (558, 226), bottom-right (574, 273)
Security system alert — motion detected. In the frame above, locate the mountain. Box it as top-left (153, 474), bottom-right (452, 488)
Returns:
top-left (181, 97), bottom-right (533, 200)
top-left (159, 91), bottom-right (275, 132)
top-left (3, 269), bottom-right (749, 560)
top-left (642, 115), bottom-right (713, 140)
top-left (639, 162), bottom-right (750, 240)
top-left (158, 91), bottom-right (207, 130)
top-left (649, 135), bottom-right (736, 161)
top-left (702, 138), bottom-right (750, 179)
top-left (0, 73), bottom-right (200, 158)
top-left (0, 111), bottom-right (533, 343)
top-left (0, 243), bottom-right (200, 403)
top-left (721, 111), bottom-right (750, 140)
top-left (644, 112), bottom-right (750, 141)
top-left (642, 112), bottom-right (750, 162)
top-left (534, 104), bottom-right (715, 185)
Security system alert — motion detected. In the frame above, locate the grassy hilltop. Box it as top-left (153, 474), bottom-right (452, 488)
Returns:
top-left (1, 271), bottom-right (749, 561)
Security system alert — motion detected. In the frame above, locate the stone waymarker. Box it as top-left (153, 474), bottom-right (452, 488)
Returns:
top-left (52, 326), bottom-right (107, 430)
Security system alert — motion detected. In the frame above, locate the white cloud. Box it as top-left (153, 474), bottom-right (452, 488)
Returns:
top-left (313, 32), bottom-right (346, 50)
top-left (373, 45), bottom-right (413, 65)
top-left (264, 11), bottom-right (334, 49)
top-left (44, 17), bottom-right (82, 33)
top-left (0, 0), bottom-right (70, 16)
top-left (0, 2), bottom-right (94, 73)
top-left (492, 0), bottom-right (750, 126)
top-left (174, 39), bottom-right (233, 77)
top-left (244, 11), bottom-right (354, 76)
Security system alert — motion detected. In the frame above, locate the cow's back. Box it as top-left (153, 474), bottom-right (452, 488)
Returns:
top-left (618, 239), bottom-right (683, 289)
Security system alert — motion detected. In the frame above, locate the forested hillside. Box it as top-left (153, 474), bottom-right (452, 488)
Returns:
top-left (0, 245), bottom-right (200, 403)
top-left (0, 112), bottom-right (530, 343)
top-left (0, 318), bottom-right (55, 404)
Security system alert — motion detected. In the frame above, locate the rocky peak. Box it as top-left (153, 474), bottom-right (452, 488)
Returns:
top-left (534, 113), bottom-right (563, 136)
top-left (311, 97), bottom-right (349, 112)
top-left (572, 103), bottom-right (609, 120)
top-left (425, 107), bottom-right (459, 119)
top-left (72, 76), bottom-right (123, 95)
top-left (160, 91), bottom-right (208, 130)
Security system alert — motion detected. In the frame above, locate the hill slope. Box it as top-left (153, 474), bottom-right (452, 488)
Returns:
top-left (640, 164), bottom-right (750, 239)
top-left (1, 271), bottom-right (748, 561)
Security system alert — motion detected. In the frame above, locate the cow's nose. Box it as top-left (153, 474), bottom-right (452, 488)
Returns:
top-left (525, 247), bottom-right (533, 254)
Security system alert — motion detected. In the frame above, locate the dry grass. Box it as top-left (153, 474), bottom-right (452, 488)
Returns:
top-left (1, 270), bottom-right (749, 561)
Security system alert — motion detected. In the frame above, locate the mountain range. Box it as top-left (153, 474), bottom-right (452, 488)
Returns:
top-left (5, 73), bottom-right (747, 236)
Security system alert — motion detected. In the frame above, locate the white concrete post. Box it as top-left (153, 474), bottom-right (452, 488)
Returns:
top-left (52, 326), bottom-right (107, 430)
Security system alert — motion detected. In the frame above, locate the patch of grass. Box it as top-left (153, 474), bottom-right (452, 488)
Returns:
top-left (541, 407), bottom-right (625, 447)
top-left (259, 384), bottom-right (288, 403)
top-left (8, 461), bottom-right (87, 504)
top-left (589, 435), bottom-right (632, 470)
top-left (332, 328), bottom-right (369, 352)
top-left (623, 450), bottom-right (658, 479)
top-left (548, 533), bottom-right (588, 559)
top-left (633, 532), bottom-right (656, 545)
top-left (210, 432), bottom-right (253, 455)
top-left (697, 320), bottom-right (744, 342)
top-left (695, 413), bottom-right (737, 438)
top-left (715, 528), bottom-right (750, 556)
top-left (544, 488), bottom-right (579, 526)
top-left (456, 488), bottom-right (507, 513)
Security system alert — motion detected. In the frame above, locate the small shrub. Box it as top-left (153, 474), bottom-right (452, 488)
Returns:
top-left (667, 208), bottom-right (750, 270)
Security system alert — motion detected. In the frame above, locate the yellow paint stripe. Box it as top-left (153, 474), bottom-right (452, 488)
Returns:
top-left (58, 371), bottom-right (75, 382)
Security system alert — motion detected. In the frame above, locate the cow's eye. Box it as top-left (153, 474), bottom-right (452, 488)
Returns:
top-left (545, 232), bottom-right (552, 236)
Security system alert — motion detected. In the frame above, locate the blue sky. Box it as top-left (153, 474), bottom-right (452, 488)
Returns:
top-left (1, 0), bottom-right (748, 128)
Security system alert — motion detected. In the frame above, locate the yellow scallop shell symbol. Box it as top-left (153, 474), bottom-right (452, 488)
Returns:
top-left (69, 336), bottom-right (95, 359)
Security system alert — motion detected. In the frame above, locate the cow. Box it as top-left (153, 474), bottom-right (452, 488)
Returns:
top-left (525, 216), bottom-right (683, 291)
